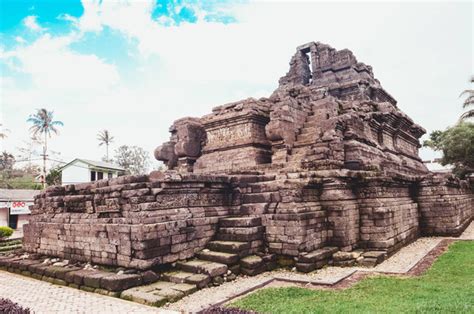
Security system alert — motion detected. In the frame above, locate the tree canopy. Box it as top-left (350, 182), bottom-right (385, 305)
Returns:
top-left (423, 122), bottom-right (474, 178)
top-left (113, 145), bottom-right (150, 175)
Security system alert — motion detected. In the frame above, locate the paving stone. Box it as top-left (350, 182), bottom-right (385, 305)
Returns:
top-left (154, 288), bottom-right (184, 302)
top-left (121, 288), bottom-right (168, 307)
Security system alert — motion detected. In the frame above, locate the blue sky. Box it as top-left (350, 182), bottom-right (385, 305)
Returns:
top-left (0, 1), bottom-right (472, 170)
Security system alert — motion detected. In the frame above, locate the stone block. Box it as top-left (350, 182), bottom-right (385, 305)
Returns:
top-left (100, 273), bottom-right (143, 291)
top-left (240, 255), bottom-right (264, 269)
top-left (83, 271), bottom-right (114, 288)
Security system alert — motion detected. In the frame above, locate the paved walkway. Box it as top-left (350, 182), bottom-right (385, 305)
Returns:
top-left (0, 271), bottom-right (176, 314)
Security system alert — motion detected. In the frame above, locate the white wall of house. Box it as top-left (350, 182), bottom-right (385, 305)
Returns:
top-left (0, 208), bottom-right (8, 227)
top-left (61, 160), bottom-right (122, 185)
top-left (61, 160), bottom-right (90, 185)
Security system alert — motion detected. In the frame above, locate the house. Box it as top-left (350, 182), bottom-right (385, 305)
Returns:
top-left (422, 158), bottom-right (453, 173)
top-left (0, 189), bottom-right (40, 230)
top-left (59, 158), bottom-right (125, 185)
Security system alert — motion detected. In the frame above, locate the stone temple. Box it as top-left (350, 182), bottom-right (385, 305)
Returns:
top-left (24, 42), bottom-right (473, 273)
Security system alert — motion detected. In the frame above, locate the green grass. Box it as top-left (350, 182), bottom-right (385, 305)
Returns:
top-left (231, 241), bottom-right (474, 313)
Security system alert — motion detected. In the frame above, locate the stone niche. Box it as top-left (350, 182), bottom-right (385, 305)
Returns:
top-left (193, 98), bottom-right (272, 173)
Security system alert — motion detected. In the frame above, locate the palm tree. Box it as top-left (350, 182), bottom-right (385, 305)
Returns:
top-left (97, 130), bottom-right (114, 162)
top-left (27, 108), bottom-right (63, 188)
top-left (460, 76), bottom-right (474, 121)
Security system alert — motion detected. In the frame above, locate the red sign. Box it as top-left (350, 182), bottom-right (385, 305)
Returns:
top-left (10, 201), bottom-right (32, 215)
top-left (12, 202), bottom-right (26, 208)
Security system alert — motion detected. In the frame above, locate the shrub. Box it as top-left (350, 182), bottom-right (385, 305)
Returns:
top-left (0, 298), bottom-right (31, 314)
top-left (0, 226), bottom-right (14, 239)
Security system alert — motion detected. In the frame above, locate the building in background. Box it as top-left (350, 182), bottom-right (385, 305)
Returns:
top-left (59, 158), bottom-right (125, 185)
top-left (422, 158), bottom-right (453, 173)
top-left (0, 189), bottom-right (40, 230)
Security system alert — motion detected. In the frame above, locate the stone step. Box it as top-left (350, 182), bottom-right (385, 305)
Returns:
top-left (239, 203), bottom-right (269, 215)
top-left (240, 255), bottom-right (264, 269)
top-left (298, 246), bottom-right (338, 263)
top-left (121, 281), bottom-right (197, 306)
top-left (242, 192), bottom-right (276, 204)
top-left (0, 244), bottom-right (22, 253)
top-left (0, 240), bottom-right (22, 247)
top-left (217, 226), bottom-right (264, 239)
top-left (219, 217), bottom-right (262, 228)
top-left (207, 240), bottom-right (251, 254)
top-left (196, 250), bottom-right (239, 265)
top-left (175, 259), bottom-right (228, 277)
top-left (162, 270), bottom-right (195, 284)
top-left (162, 270), bottom-right (210, 289)
top-left (240, 255), bottom-right (266, 276)
top-left (183, 273), bottom-right (211, 289)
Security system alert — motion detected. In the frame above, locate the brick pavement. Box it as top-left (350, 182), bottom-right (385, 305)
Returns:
top-left (0, 270), bottom-right (177, 314)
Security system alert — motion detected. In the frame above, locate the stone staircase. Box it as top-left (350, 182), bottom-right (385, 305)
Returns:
top-left (287, 110), bottom-right (321, 165)
top-left (0, 239), bottom-right (22, 255)
top-left (121, 216), bottom-right (268, 306)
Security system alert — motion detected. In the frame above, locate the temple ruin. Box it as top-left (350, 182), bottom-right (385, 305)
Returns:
top-left (24, 42), bottom-right (473, 275)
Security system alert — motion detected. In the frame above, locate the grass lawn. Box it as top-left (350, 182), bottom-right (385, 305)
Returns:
top-left (230, 241), bottom-right (474, 313)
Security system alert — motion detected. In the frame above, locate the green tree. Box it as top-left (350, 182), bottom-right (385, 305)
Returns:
top-left (27, 108), bottom-right (63, 188)
top-left (423, 122), bottom-right (474, 178)
top-left (0, 151), bottom-right (15, 173)
top-left (0, 152), bottom-right (41, 190)
top-left (113, 145), bottom-right (150, 175)
top-left (45, 167), bottom-right (62, 186)
top-left (97, 129), bottom-right (114, 162)
top-left (460, 76), bottom-right (474, 121)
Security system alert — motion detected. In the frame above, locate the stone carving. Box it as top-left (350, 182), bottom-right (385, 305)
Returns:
top-left (24, 42), bottom-right (473, 272)
top-left (155, 117), bottom-right (205, 172)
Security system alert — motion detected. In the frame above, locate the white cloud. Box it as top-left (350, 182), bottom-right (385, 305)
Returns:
top-left (14, 36), bottom-right (26, 44)
top-left (1, 1), bottom-right (472, 167)
top-left (23, 15), bottom-right (45, 32)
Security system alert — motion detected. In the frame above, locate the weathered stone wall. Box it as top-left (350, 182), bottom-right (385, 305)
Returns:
top-left (356, 178), bottom-right (420, 254)
top-left (23, 41), bottom-right (474, 271)
top-left (24, 173), bottom-right (231, 269)
top-left (193, 99), bottom-right (272, 173)
top-left (418, 174), bottom-right (474, 236)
